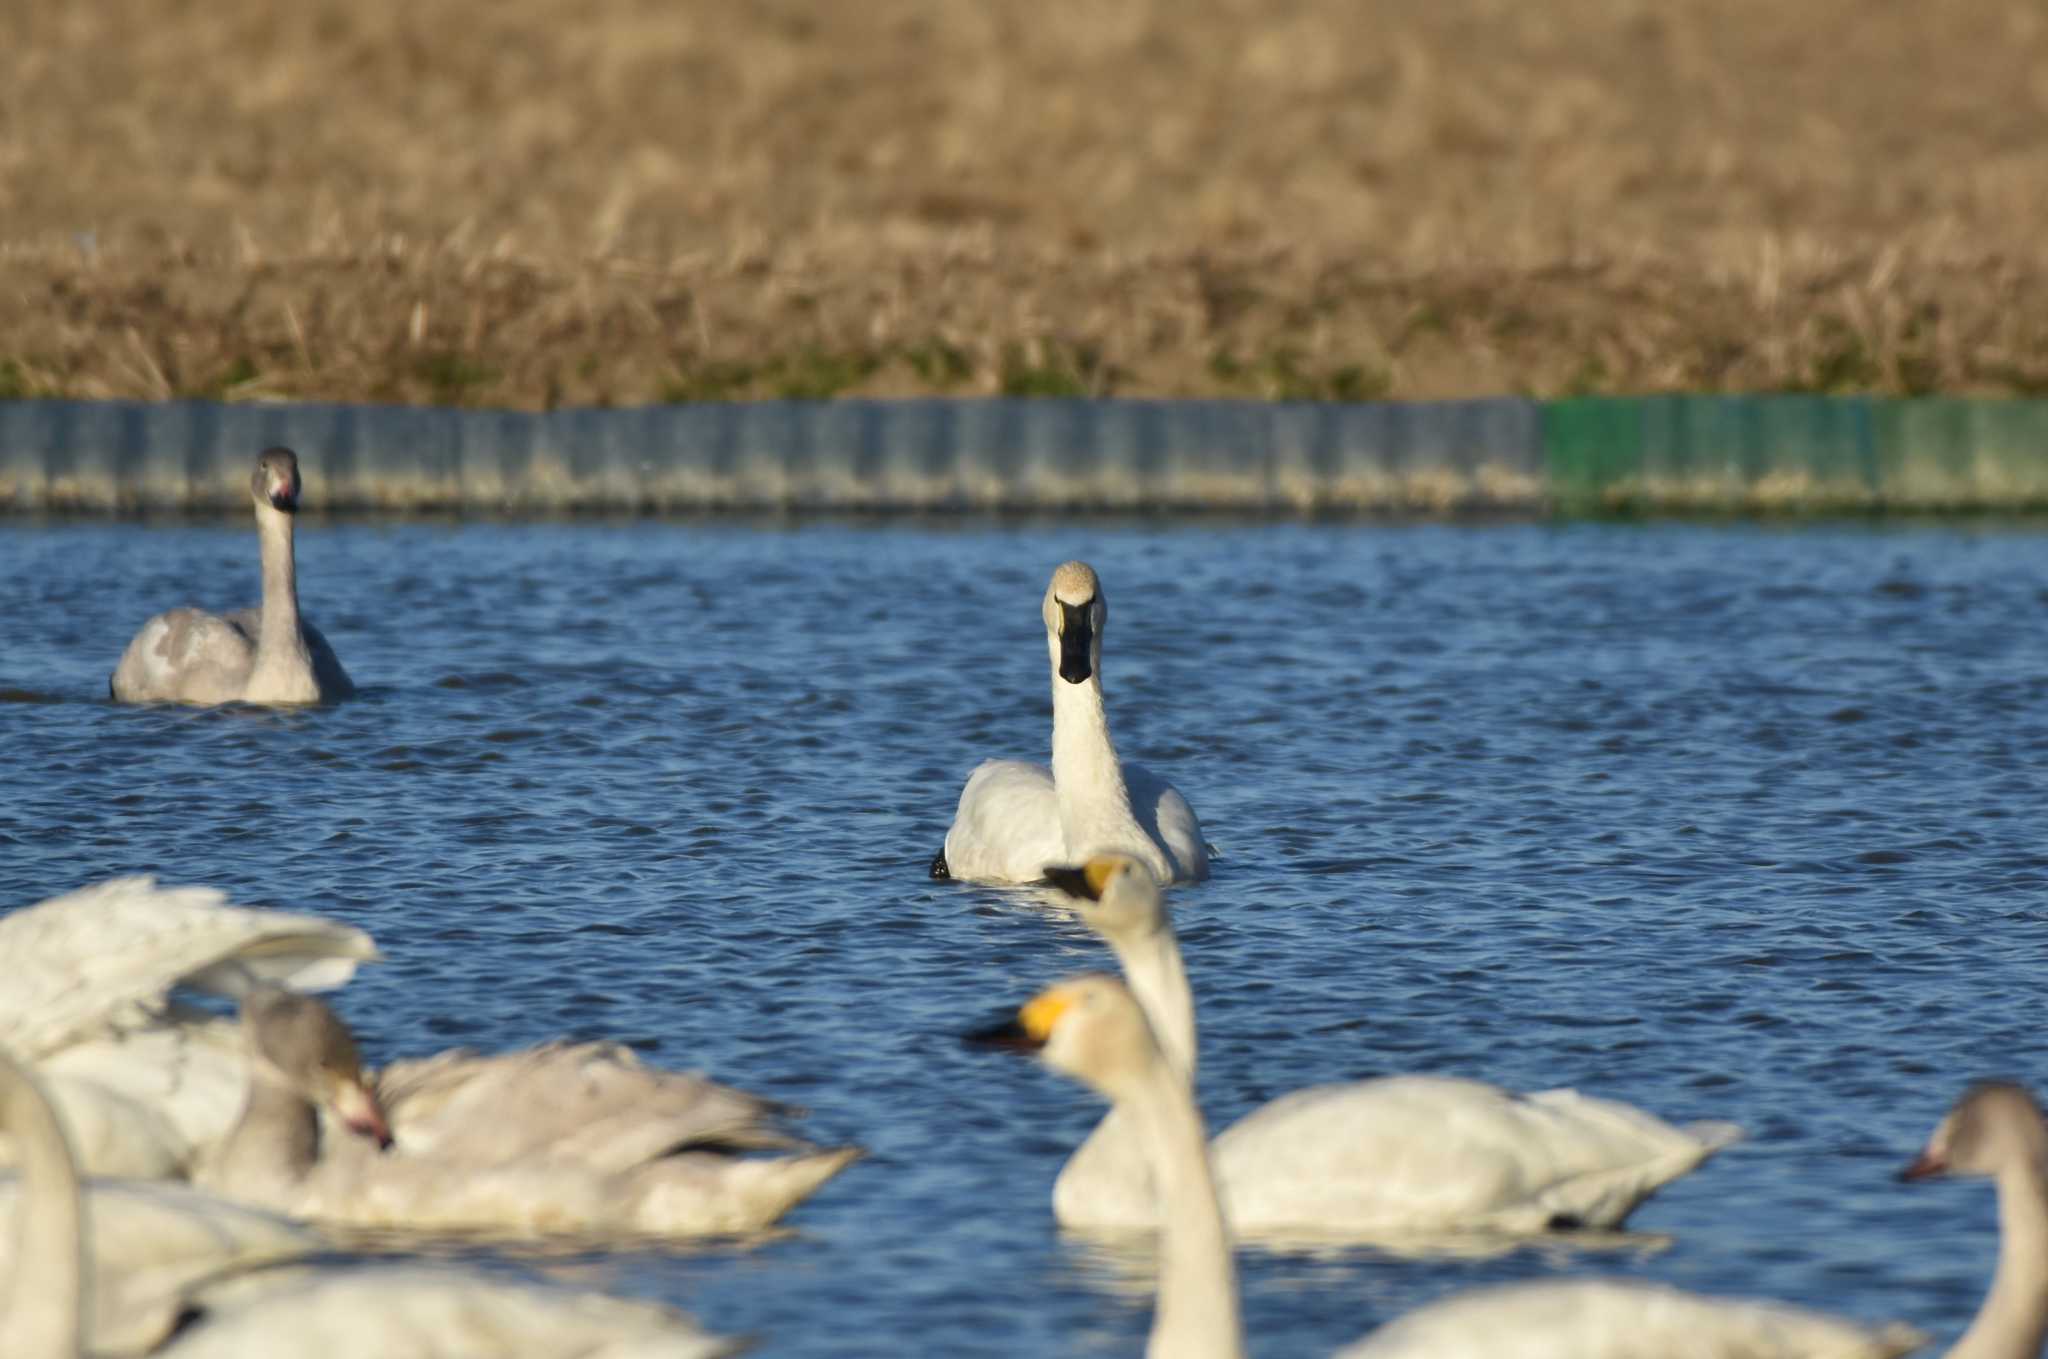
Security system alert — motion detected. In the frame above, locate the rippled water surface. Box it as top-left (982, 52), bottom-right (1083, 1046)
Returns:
top-left (5, 516), bottom-right (2048, 1356)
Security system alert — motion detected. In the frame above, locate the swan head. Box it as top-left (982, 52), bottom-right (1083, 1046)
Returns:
top-left (964, 974), bottom-right (1160, 1101)
top-left (242, 988), bottom-right (393, 1149)
top-left (250, 447), bottom-right (303, 514)
top-left (1042, 561), bottom-right (1105, 687)
top-left (1043, 853), bottom-right (1167, 940)
top-left (1903, 1081), bottom-right (2048, 1182)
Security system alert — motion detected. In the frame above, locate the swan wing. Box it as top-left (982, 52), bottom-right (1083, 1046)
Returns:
top-left (28, 1017), bottom-right (254, 1175)
top-left (941, 760), bottom-right (1065, 884)
top-left (301, 620), bottom-right (357, 698)
top-left (1212, 1075), bottom-right (1738, 1234)
top-left (1337, 1279), bottom-right (1925, 1359)
top-left (1123, 763), bottom-right (1209, 883)
top-left (0, 878), bottom-right (379, 1060)
top-left (111, 608), bottom-right (257, 704)
top-left (378, 1042), bottom-right (803, 1170)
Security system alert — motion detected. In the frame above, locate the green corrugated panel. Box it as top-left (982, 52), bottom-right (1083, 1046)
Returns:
top-left (1540, 397), bottom-right (1646, 504)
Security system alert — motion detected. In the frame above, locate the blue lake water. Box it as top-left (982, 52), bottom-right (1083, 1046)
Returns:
top-left (3, 515), bottom-right (2046, 1355)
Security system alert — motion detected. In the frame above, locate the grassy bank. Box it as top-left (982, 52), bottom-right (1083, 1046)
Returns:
top-left (5, 1), bottom-right (2048, 408)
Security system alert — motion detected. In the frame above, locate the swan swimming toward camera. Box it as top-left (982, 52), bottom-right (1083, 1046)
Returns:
top-left (934, 561), bottom-right (1207, 886)
top-left (110, 446), bottom-right (353, 706)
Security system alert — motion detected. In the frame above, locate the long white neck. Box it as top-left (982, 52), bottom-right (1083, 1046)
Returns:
top-left (0, 1068), bottom-right (87, 1359)
top-left (245, 506), bottom-right (317, 703)
top-left (1950, 1158), bottom-right (2048, 1359)
top-left (1119, 1059), bottom-right (1242, 1359)
top-left (1050, 671), bottom-right (1139, 851)
top-left (1107, 923), bottom-right (1198, 1081)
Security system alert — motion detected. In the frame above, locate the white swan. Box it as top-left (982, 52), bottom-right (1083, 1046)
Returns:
top-left (196, 986), bottom-right (860, 1240)
top-left (0, 1046), bottom-right (742, 1359)
top-left (110, 446), bottom-right (354, 706)
top-left (1895, 1081), bottom-right (2048, 1359)
top-left (1042, 854), bottom-right (1739, 1237)
top-left (971, 973), bottom-right (1923, 1359)
top-left (0, 876), bottom-right (378, 1178)
top-left (1340, 1079), bottom-right (2048, 1357)
top-left (933, 561), bottom-right (1208, 886)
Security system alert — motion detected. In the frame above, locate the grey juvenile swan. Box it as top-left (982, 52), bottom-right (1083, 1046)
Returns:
top-left (110, 446), bottom-right (353, 706)
top-left (196, 987), bottom-right (860, 1240)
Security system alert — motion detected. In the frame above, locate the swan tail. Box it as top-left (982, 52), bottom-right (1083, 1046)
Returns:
top-left (1682, 1119), bottom-right (1745, 1154)
top-left (631, 1145), bottom-right (864, 1234)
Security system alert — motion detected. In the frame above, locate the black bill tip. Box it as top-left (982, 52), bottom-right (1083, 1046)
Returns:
top-left (963, 1016), bottom-right (1040, 1053)
top-left (1042, 864), bottom-right (1095, 898)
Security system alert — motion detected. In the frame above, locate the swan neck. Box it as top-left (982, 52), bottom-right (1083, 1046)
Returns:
top-left (248, 506), bottom-right (316, 700)
top-left (256, 506), bottom-right (303, 643)
top-left (220, 1072), bottom-right (322, 1186)
top-left (0, 1073), bottom-right (88, 1359)
top-left (1122, 1060), bottom-right (1242, 1359)
top-left (1050, 672), bottom-right (1136, 837)
top-left (1951, 1158), bottom-right (2048, 1359)
top-left (1112, 924), bottom-right (1199, 1081)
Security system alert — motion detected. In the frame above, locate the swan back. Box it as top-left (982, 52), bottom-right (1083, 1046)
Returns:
top-left (1337, 1279), bottom-right (1926, 1359)
top-left (0, 878), bottom-right (378, 1061)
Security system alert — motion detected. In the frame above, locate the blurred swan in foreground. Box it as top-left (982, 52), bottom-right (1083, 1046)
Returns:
top-left (1042, 855), bottom-right (1738, 1237)
top-left (0, 1048), bottom-right (743, 1359)
top-left (933, 561), bottom-right (1208, 886)
top-left (1893, 1081), bottom-right (2048, 1359)
top-left (0, 1077), bottom-right (320, 1355)
top-left (970, 974), bottom-right (1922, 1359)
top-left (110, 446), bottom-right (354, 706)
top-left (195, 986), bottom-right (859, 1240)
top-left (1342, 1081), bottom-right (2048, 1357)
top-left (0, 877), bottom-right (378, 1178)
top-left (3, 878), bottom-right (834, 1194)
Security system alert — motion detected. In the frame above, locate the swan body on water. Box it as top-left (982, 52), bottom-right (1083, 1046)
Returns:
top-left (971, 973), bottom-right (1925, 1359)
top-left (0, 1047), bottom-right (742, 1359)
top-left (196, 987), bottom-right (860, 1240)
top-left (1341, 1080), bottom-right (2048, 1357)
top-left (1042, 855), bottom-right (1738, 1238)
top-left (935, 561), bottom-right (1208, 886)
top-left (110, 446), bottom-right (353, 706)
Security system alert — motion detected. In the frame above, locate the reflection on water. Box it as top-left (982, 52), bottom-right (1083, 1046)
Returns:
top-left (2, 517), bottom-right (2044, 1355)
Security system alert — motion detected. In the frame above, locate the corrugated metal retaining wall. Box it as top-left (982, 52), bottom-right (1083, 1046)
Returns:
top-left (0, 395), bottom-right (2044, 513)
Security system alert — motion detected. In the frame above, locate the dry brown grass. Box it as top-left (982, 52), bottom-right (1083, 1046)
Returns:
top-left (5, 0), bottom-right (2048, 406)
